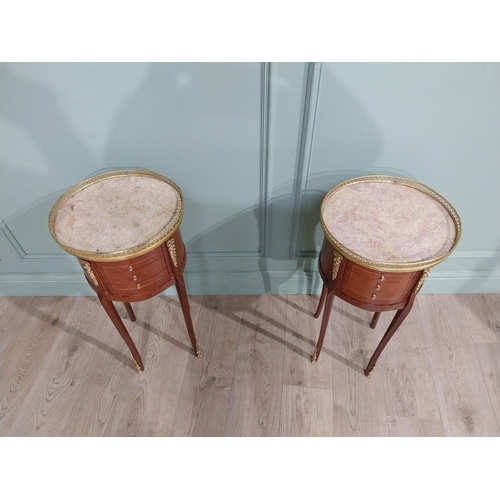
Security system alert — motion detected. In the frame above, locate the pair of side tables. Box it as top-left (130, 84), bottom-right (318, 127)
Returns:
top-left (49, 170), bottom-right (461, 376)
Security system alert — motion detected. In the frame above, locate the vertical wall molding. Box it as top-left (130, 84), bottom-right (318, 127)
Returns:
top-left (188, 62), bottom-right (274, 259)
top-left (187, 62), bottom-right (273, 260)
top-left (289, 62), bottom-right (323, 259)
top-left (259, 62), bottom-right (272, 258)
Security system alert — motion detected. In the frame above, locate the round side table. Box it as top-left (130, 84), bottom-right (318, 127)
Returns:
top-left (312, 175), bottom-right (461, 377)
top-left (48, 169), bottom-right (201, 373)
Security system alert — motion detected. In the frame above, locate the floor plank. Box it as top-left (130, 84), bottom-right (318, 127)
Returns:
top-left (331, 301), bottom-right (390, 436)
top-left (474, 342), bottom-right (500, 432)
top-left (280, 385), bottom-right (334, 437)
top-left (1, 294), bottom-right (499, 437)
top-left (0, 297), bottom-right (78, 436)
top-left (134, 295), bottom-right (203, 437)
top-left (381, 301), bottom-right (442, 421)
top-left (418, 295), bottom-right (500, 436)
top-left (225, 295), bottom-right (287, 436)
top-left (283, 294), bottom-right (333, 390)
top-left (387, 415), bottom-right (445, 437)
top-left (14, 296), bottom-right (135, 437)
top-left (460, 294), bottom-right (500, 343)
top-left (169, 295), bottom-right (244, 436)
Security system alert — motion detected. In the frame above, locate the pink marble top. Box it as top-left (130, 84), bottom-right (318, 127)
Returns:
top-left (53, 174), bottom-right (182, 254)
top-left (321, 179), bottom-right (457, 264)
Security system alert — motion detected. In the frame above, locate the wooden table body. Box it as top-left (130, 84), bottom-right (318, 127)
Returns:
top-left (313, 236), bottom-right (429, 377)
top-left (78, 229), bottom-right (200, 372)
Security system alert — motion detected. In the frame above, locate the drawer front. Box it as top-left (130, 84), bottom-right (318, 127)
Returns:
top-left (339, 261), bottom-right (416, 305)
top-left (106, 268), bottom-right (173, 296)
top-left (98, 246), bottom-right (169, 285)
top-left (95, 245), bottom-right (174, 297)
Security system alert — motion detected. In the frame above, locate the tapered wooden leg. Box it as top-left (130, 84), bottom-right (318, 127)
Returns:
top-left (98, 294), bottom-right (144, 373)
top-left (314, 283), bottom-right (327, 318)
top-left (311, 290), bottom-right (335, 363)
top-left (175, 276), bottom-right (201, 358)
top-left (364, 301), bottom-right (414, 377)
top-left (370, 311), bottom-right (381, 329)
top-left (124, 302), bottom-right (136, 322)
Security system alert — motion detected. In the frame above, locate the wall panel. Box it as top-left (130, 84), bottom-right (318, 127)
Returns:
top-left (1, 62), bottom-right (499, 295)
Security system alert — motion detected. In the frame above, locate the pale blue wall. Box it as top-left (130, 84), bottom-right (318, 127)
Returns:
top-left (1, 62), bottom-right (499, 295)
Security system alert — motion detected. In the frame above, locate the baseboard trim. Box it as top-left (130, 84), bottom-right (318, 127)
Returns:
top-left (1, 270), bottom-right (500, 296)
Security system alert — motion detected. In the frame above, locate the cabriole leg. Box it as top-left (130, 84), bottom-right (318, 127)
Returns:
top-left (124, 302), bottom-right (136, 322)
top-left (364, 302), bottom-right (414, 377)
top-left (175, 276), bottom-right (201, 358)
top-left (312, 290), bottom-right (335, 363)
top-left (314, 283), bottom-right (327, 319)
top-left (98, 294), bottom-right (144, 373)
top-left (370, 311), bottom-right (381, 329)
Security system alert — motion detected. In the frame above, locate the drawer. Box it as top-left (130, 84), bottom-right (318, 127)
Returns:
top-left (105, 267), bottom-right (173, 296)
top-left (339, 261), bottom-right (416, 305)
top-left (98, 246), bottom-right (168, 284)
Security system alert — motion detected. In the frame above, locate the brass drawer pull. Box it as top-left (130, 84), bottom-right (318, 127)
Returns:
top-left (380, 275), bottom-right (385, 281)
top-left (128, 266), bottom-right (133, 272)
top-left (132, 275), bottom-right (138, 281)
top-left (136, 284), bottom-right (141, 289)
top-left (371, 294), bottom-right (376, 300)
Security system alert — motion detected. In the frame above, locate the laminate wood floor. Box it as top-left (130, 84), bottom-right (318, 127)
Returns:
top-left (1, 294), bottom-right (499, 436)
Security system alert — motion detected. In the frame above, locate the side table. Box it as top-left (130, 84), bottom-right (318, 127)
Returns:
top-left (49, 169), bottom-right (201, 373)
top-left (312, 175), bottom-right (461, 377)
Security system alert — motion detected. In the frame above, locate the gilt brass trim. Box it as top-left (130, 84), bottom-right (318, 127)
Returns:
top-left (79, 259), bottom-right (99, 287)
top-left (414, 267), bottom-right (432, 294)
top-left (332, 251), bottom-right (343, 280)
top-left (320, 175), bottom-right (462, 273)
top-left (311, 349), bottom-right (318, 363)
top-left (166, 238), bottom-right (178, 267)
top-left (48, 169), bottom-right (184, 262)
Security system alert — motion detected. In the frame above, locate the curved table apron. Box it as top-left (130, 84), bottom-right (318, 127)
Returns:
top-left (312, 176), bottom-right (461, 377)
top-left (49, 170), bottom-right (201, 373)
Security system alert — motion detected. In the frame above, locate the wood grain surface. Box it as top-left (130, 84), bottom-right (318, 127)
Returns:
top-left (1, 294), bottom-right (499, 436)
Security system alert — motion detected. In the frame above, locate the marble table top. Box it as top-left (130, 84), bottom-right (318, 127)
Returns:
top-left (49, 170), bottom-right (183, 260)
top-left (321, 176), bottom-right (460, 269)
